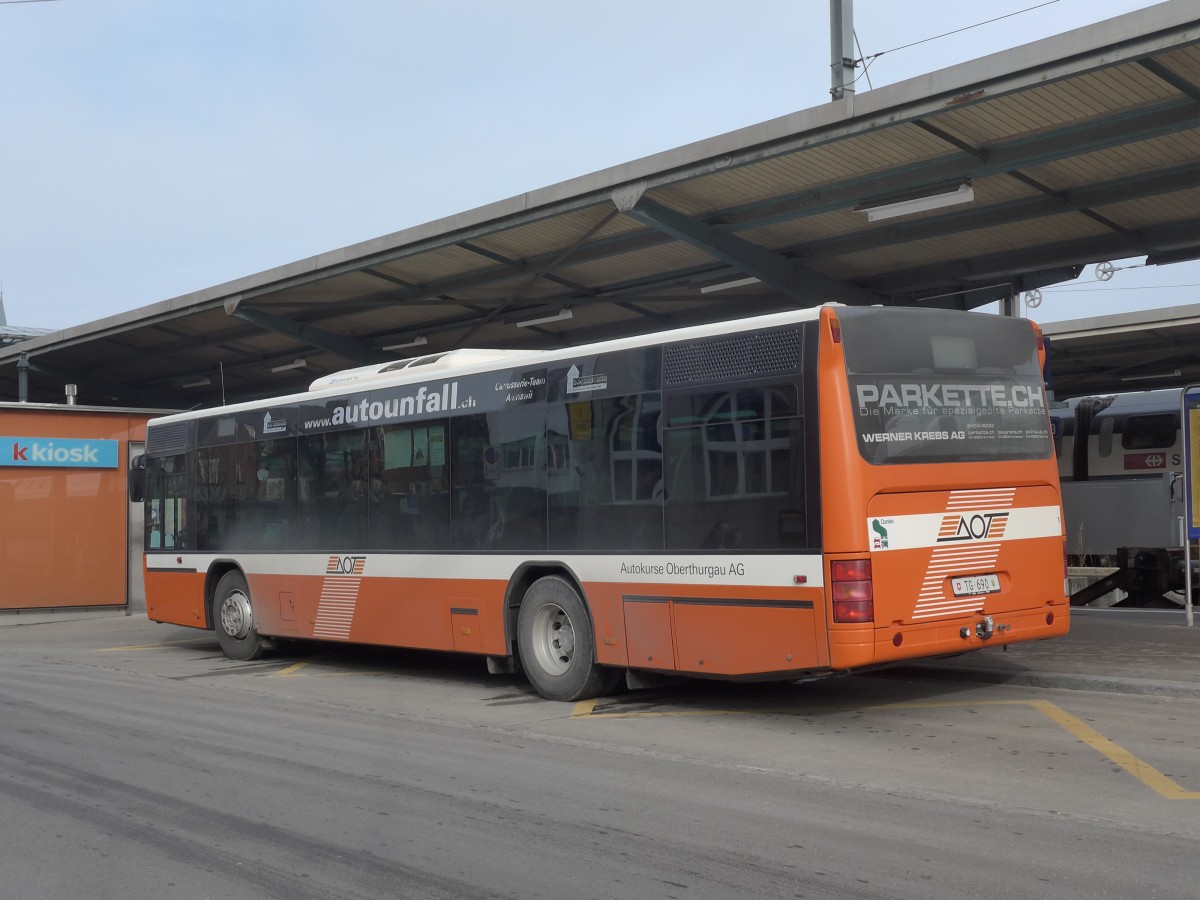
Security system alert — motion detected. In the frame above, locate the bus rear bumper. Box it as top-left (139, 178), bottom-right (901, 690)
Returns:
top-left (828, 603), bottom-right (1070, 669)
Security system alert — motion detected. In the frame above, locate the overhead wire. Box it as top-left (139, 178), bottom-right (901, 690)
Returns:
top-left (852, 30), bottom-right (874, 91)
top-left (854, 1), bottom-right (1062, 68)
top-left (1046, 283), bottom-right (1200, 293)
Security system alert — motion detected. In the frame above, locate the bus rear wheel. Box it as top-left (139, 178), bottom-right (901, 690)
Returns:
top-left (517, 576), bottom-right (618, 702)
top-left (213, 570), bottom-right (266, 661)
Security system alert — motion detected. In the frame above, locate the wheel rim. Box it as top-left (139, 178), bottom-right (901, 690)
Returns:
top-left (219, 589), bottom-right (253, 640)
top-left (529, 602), bottom-right (575, 677)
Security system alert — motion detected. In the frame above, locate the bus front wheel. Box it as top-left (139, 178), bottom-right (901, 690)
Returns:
top-left (517, 576), bottom-right (617, 702)
top-left (213, 570), bottom-right (266, 662)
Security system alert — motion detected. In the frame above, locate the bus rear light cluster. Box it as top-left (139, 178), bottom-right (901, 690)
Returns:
top-left (831, 558), bottom-right (874, 623)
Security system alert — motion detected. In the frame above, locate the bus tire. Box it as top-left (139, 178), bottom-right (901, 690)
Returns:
top-left (213, 570), bottom-right (266, 662)
top-left (517, 576), bottom-right (616, 702)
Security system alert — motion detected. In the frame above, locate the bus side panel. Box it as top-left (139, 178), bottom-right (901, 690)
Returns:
top-left (144, 566), bottom-right (207, 628)
top-left (347, 576), bottom-right (510, 655)
top-left (236, 563), bottom-right (512, 657)
top-left (584, 583), bottom-right (634, 668)
top-left (598, 581), bottom-right (825, 676)
top-left (671, 602), bottom-right (821, 676)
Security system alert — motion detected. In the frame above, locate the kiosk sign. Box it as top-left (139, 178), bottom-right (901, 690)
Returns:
top-left (2, 435), bottom-right (120, 469)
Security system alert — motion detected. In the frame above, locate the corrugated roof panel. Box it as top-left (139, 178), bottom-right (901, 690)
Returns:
top-left (1025, 132), bottom-right (1199, 188)
top-left (557, 240), bottom-right (720, 286)
top-left (928, 63), bottom-right (1178, 147)
top-left (446, 278), bottom-right (568, 306)
top-left (649, 124), bottom-right (957, 216)
top-left (740, 172), bottom-right (1042, 250)
top-left (827, 213), bottom-right (1114, 278)
top-left (1157, 44), bottom-right (1200, 82)
top-left (735, 208), bottom-right (865, 250)
top-left (367, 243), bottom-right (505, 284)
top-left (1096, 187), bottom-right (1200, 228)
top-left (466, 205), bottom-right (638, 261)
top-left (257, 270), bottom-right (397, 310)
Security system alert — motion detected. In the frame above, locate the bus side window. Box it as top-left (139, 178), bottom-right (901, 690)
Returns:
top-left (545, 395), bottom-right (663, 552)
top-left (664, 384), bottom-right (805, 551)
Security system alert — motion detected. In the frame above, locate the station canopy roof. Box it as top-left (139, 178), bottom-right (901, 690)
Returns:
top-left (1041, 301), bottom-right (1200, 398)
top-left (1, 1), bottom-right (1197, 408)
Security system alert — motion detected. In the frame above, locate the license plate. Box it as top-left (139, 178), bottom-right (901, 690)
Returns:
top-left (951, 573), bottom-right (1001, 596)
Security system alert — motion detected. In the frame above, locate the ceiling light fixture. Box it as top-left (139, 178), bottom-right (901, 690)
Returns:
top-left (700, 276), bottom-right (761, 294)
top-left (382, 336), bottom-right (428, 351)
top-left (1121, 369), bottom-right (1181, 382)
top-left (515, 308), bottom-right (573, 328)
top-left (856, 182), bottom-right (975, 222)
top-left (270, 358), bottom-right (308, 373)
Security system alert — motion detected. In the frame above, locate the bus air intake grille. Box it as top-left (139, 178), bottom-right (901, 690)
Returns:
top-left (664, 328), bottom-right (801, 386)
top-left (145, 422), bottom-right (190, 456)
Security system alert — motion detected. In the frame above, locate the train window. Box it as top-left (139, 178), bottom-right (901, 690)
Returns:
top-left (1121, 414), bottom-right (1176, 450)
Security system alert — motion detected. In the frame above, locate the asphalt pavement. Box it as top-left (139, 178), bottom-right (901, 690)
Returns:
top-left (2, 604), bottom-right (1198, 698)
top-left (898, 606), bottom-right (1200, 698)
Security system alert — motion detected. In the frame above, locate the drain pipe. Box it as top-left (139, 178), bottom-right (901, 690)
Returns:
top-left (17, 352), bottom-right (29, 402)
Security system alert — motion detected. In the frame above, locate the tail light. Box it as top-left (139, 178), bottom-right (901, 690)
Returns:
top-left (831, 558), bottom-right (873, 623)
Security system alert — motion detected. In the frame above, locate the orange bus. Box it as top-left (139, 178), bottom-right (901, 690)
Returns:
top-left (135, 305), bottom-right (1068, 700)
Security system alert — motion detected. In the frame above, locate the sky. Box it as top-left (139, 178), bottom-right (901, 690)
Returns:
top-left (0, 0), bottom-right (1195, 331)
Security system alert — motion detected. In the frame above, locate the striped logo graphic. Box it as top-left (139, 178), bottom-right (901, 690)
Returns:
top-left (913, 543), bottom-right (1002, 620)
top-left (313, 555), bottom-right (366, 639)
top-left (914, 488), bottom-right (1014, 621)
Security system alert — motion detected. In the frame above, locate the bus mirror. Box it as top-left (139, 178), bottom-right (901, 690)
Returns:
top-left (128, 454), bottom-right (145, 504)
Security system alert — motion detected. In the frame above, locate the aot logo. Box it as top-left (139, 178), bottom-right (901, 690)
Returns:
top-left (325, 555), bottom-right (366, 576)
top-left (3, 436), bottom-right (119, 469)
top-left (936, 512), bottom-right (1009, 543)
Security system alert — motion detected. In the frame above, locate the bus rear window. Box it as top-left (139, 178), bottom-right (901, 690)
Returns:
top-left (839, 308), bottom-right (1052, 465)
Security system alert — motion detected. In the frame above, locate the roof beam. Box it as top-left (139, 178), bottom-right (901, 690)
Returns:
top-left (796, 161), bottom-right (1200, 261)
top-left (226, 304), bottom-right (379, 365)
top-left (351, 99), bottom-right (1198, 312)
top-left (16, 354), bottom-right (133, 404)
top-left (715, 98), bottom-right (1199, 233)
top-left (858, 217), bottom-right (1200, 295)
top-left (613, 193), bottom-right (872, 305)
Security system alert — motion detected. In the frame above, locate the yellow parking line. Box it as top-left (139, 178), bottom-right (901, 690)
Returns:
top-left (1028, 699), bottom-right (1200, 800)
top-left (574, 696), bottom-right (1199, 800)
top-left (276, 662), bottom-right (310, 677)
